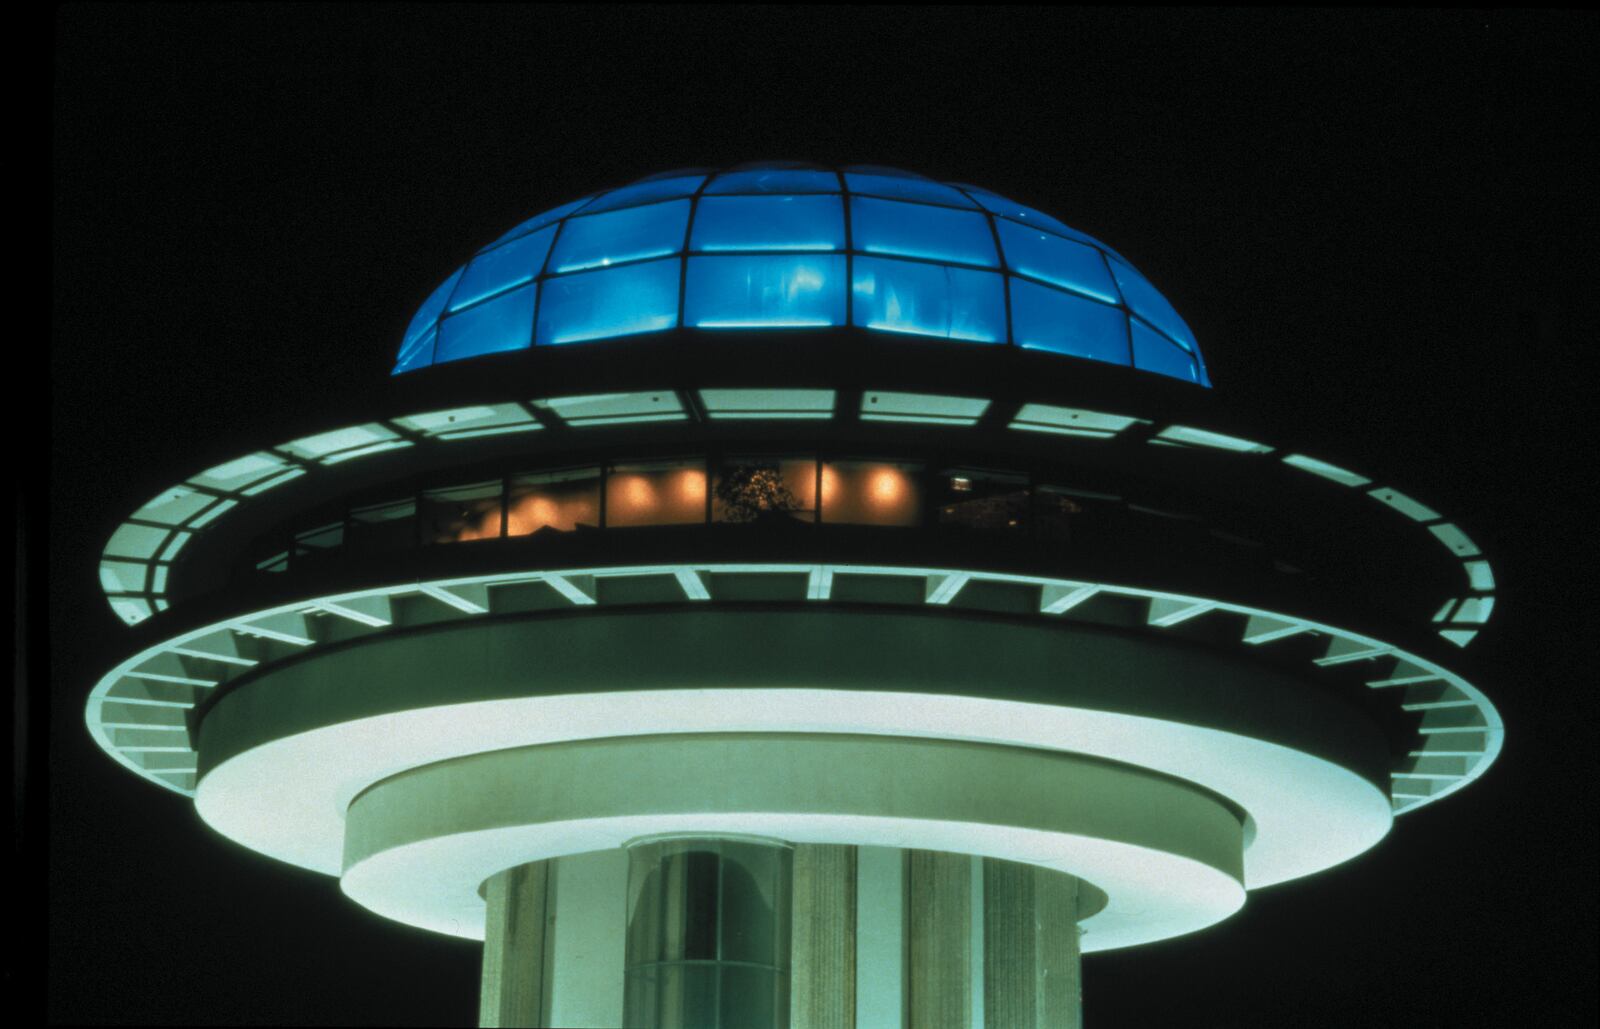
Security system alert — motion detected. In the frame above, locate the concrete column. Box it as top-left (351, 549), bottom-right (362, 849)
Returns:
top-left (480, 861), bottom-right (555, 1028)
top-left (791, 844), bottom-right (856, 1028)
top-left (982, 859), bottom-right (1081, 1029)
top-left (854, 846), bottom-right (906, 1028)
top-left (905, 849), bottom-right (972, 1029)
top-left (623, 836), bottom-right (793, 1029)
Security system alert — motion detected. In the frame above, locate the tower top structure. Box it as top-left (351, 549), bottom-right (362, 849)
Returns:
top-left (85, 159), bottom-right (1503, 1027)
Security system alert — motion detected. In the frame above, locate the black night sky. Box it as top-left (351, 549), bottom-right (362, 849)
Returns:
top-left (43, 7), bottom-right (1595, 1026)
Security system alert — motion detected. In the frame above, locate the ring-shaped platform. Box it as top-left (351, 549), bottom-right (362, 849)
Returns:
top-left (193, 607), bottom-right (1393, 900)
top-left (340, 733), bottom-right (1247, 952)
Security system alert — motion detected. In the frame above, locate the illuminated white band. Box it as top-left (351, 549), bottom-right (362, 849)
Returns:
top-left (195, 684), bottom-right (1389, 892)
top-left (340, 733), bottom-right (1248, 952)
top-left (100, 564), bottom-right (1500, 817)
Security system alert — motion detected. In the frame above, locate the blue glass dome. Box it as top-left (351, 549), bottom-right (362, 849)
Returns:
top-left (393, 163), bottom-right (1209, 386)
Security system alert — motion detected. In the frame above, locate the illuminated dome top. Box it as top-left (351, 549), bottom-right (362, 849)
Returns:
top-left (393, 162), bottom-right (1209, 385)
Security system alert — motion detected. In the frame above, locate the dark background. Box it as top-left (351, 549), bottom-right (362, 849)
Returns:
top-left (43, 6), bottom-right (1595, 1026)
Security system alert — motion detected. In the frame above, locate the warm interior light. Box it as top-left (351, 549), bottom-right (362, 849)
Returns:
top-left (506, 480), bottom-right (600, 535)
top-left (447, 503), bottom-right (503, 542)
top-left (821, 462), bottom-right (920, 526)
top-left (608, 467), bottom-right (706, 527)
top-left (674, 468), bottom-right (707, 507)
top-left (869, 468), bottom-right (905, 505)
top-left (819, 464), bottom-right (840, 507)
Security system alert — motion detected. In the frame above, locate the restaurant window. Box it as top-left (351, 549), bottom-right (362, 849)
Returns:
top-left (347, 498), bottom-right (417, 554)
top-left (1035, 485), bottom-right (1106, 543)
top-left (713, 458), bottom-right (817, 523)
top-left (935, 470), bottom-right (1030, 533)
top-left (606, 460), bottom-right (708, 528)
top-left (507, 468), bottom-right (601, 535)
top-left (422, 481), bottom-right (504, 544)
top-left (820, 461), bottom-right (922, 527)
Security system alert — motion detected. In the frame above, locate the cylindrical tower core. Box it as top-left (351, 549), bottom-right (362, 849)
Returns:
top-left (623, 836), bottom-right (794, 1029)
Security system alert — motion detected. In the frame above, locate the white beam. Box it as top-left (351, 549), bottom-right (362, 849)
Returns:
top-left (1147, 598), bottom-right (1215, 628)
top-left (1039, 584), bottom-right (1097, 614)
top-left (315, 595), bottom-right (393, 627)
top-left (123, 653), bottom-right (217, 687)
top-left (169, 630), bottom-right (257, 666)
top-left (925, 573), bottom-right (971, 605)
top-left (545, 574), bottom-right (597, 606)
top-left (236, 612), bottom-right (314, 646)
top-left (674, 569), bottom-right (711, 601)
top-left (419, 583), bottom-right (489, 614)
top-left (1315, 637), bottom-right (1392, 666)
top-left (1241, 614), bottom-right (1308, 644)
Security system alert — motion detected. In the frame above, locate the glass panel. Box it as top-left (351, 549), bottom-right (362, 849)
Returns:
top-left (606, 460), bottom-right (708, 527)
top-left (935, 470), bottom-right (1031, 533)
top-left (534, 391), bottom-right (686, 425)
top-left (449, 225), bottom-right (557, 311)
top-left (394, 403), bottom-right (538, 439)
top-left (961, 188), bottom-right (1077, 238)
top-left (685, 254), bottom-right (846, 329)
top-left (506, 468), bottom-right (601, 535)
top-left (1428, 522), bottom-right (1481, 558)
top-left (321, 439), bottom-right (412, 466)
top-left (849, 197), bottom-right (998, 267)
top-left (187, 498), bottom-right (237, 529)
top-left (487, 196), bottom-right (594, 248)
top-left (821, 460), bottom-right (922, 526)
top-left (1281, 453), bottom-right (1372, 487)
top-left (844, 171), bottom-right (977, 208)
top-left (393, 326), bottom-right (437, 374)
top-left (134, 485), bottom-right (216, 526)
top-left (190, 452), bottom-right (289, 492)
top-left (1370, 487), bottom-right (1442, 522)
top-left (1131, 318), bottom-right (1200, 383)
top-left (399, 269), bottom-right (463, 356)
top-left (421, 481), bottom-right (504, 543)
top-left (111, 598), bottom-right (154, 625)
top-left (1155, 425), bottom-right (1272, 453)
top-left (1011, 403), bottom-right (1143, 437)
top-left (860, 391), bottom-right (989, 425)
top-left (705, 168), bottom-right (841, 194)
top-left (713, 458), bottom-right (817, 522)
top-left (536, 259), bottom-right (680, 345)
top-left (99, 560), bottom-right (148, 594)
top-left (851, 257), bottom-right (1006, 343)
top-left (279, 423), bottom-right (390, 459)
top-left (690, 195), bottom-right (845, 252)
top-left (548, 199), bottom-right (691, 274)
top-left (581, 175), bottom-right (706, 214)
top-left (1011, 279), bottom-right (1131, 365)
top-left (159, 531), bottom-right (192, 561)
top-left (436, 282), bottom-right (536, 363)
top-left (240, 467), bottom-right (307, 495)
top-left (1108, 260), bottom-right (1198, 352)
top-left (698, 389), bottom-right (835, 420)
top-left (105, 523), bottom-right (170, 560)
top-left (996, 221), bottom-right (1119, 302)
top-left (346, 498), bottom-right (416, 554)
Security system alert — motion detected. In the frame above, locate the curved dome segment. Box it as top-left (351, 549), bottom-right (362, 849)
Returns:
top-left (393, 164), bottom-right (1209, 386)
